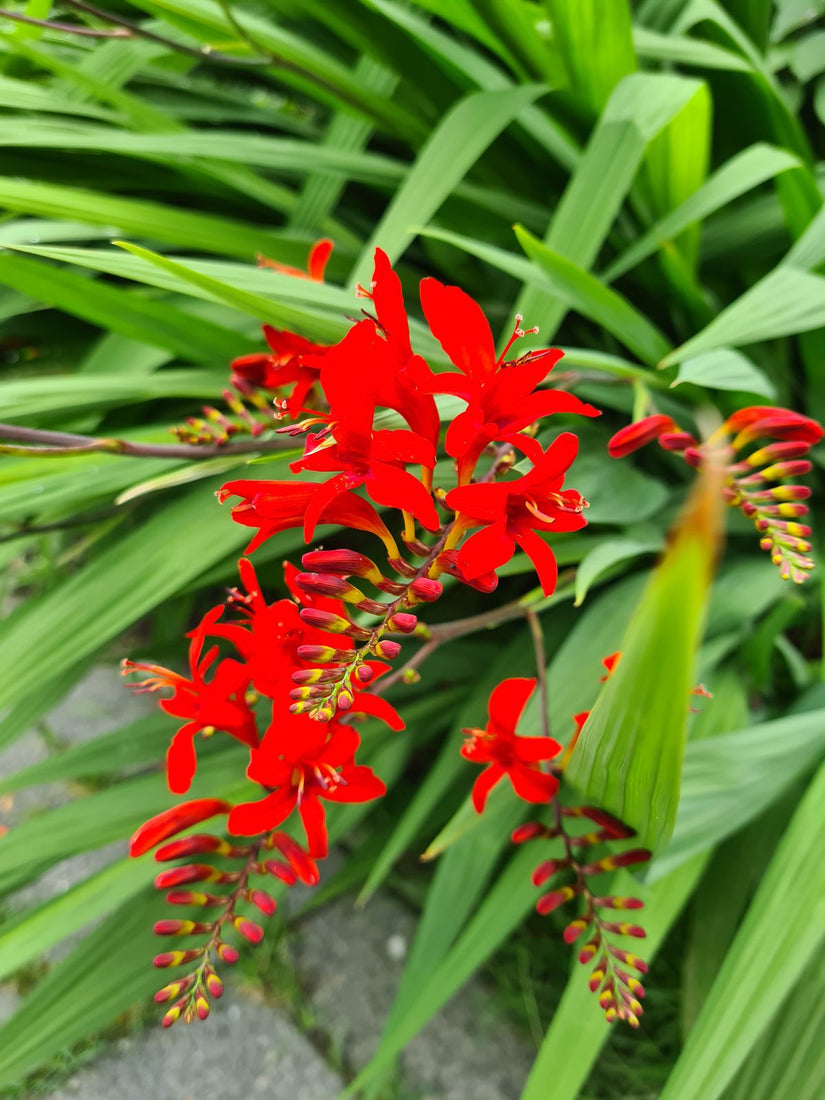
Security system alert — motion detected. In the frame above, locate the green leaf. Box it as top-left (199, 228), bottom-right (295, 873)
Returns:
top-left (351, 84), bottom-right (546, 284)
top-left (548, 0), bottom-right (637, 114)
top-left (658, 757), bottom-right (825, 1100)
top-left (603, 144), bottom-right (801, 281)
top-left (565, 469), bottom-right (723, 850)
top-left (574, 537), bottom-right (663, 606)
top-left (0, 253), bottom-right (248, 363)
top-left (662, 266), bottom-right (825, 366)
top-left (672, 348), bottom-right (777, 396)
top-left (652, 702), bottom-right (825, 879)
top-left (0, 888), bottom-right (165, 1087)
top-left (515, 224), bottom-right (671, 366)
top-left (0, 855), bottom-right (154, 984)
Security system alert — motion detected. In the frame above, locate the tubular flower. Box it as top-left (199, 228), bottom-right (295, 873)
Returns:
top-left (228, 718), bottom-right (385, 857)
top-left (608, 405), bottom-right (823, 583)
top-left (446, 432), bottom-right (588, 595)
top-left (217, 479), bottom-right (400, 560)
top-left (462, 677), bottom-right (561, 812)
top-left (257, 238), bottom-right (334, 282)
top-left (130, 800), bottom-right (233, 858)
top-left (416, 278), bottom-right (599, 482)
top-left (123, 610), bottom-right (259, 795)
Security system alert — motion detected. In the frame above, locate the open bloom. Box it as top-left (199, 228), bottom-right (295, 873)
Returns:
top-left (462, 678), bottom-right (560, 812)
top-left (123, 610), bottom-right (259, 794)
top-left (218, 479), bottom-right (400, 560)
top-left (415, 278), bottom-right (599, 481)
top-left (230, 327), bottom-right (328, 416)
top-left (446, 432), bottom-right (588, 595)
top-left (228, 718), bottom-right (385, 857)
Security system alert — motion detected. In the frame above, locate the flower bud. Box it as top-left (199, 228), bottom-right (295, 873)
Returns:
top-left (154, 864), bottom-right (222, 889)
top-left (607, 947), bottom-right (648, 973)
top-left (579, 848), bottom-right (650, 875)
top-left (267, 833), bottom-right (320, 885)
top-left (409, 577), bottom-right (443, 602)
top-left (387, 613), bottom-right (417, 633)
top-left (600, 921), bottom-right (646, 938)
top-left (299, 608), bottom-right (371, 639)
top-left (371, 639), bottom-right (401, 659)
top-left (589, 958), bottom-right (608, 992)
top-left (510, 821), bottom-right (549, 844)
top-left (578, 937), bottom-right (601, 965)
top-left (154, 976), bottom-right (195, 1003)
top-left (204, 968), bottom-right (224, 998)
top-left (746, 440), bottom-right (811, 465)
top-left (614, 970), bottom-right (645, 997)
top-left (759, 459), bottom-right (812, 480)
top-left (247, 889), bottom-right (277, 916)
top-left (216, 942), bottom-right (240, 964)
top-left (531, 859), bottom-right (568, 886)
top-left (153, 949), bottom-right (202, 968)
top-left (295, 572), bottom-right (369, 604)
top-left (301, 549), bottom-right (383, 583)
top-left (296, 644), bottom-right (353, 663)
top-left (154, 919), bottom-right (214, 936)
top-left (162, 1003), bottom-right (184, 1028)
top-left (592, 896), bottom-right (645, 910)
top-left (607, 415), bottom-right (678, 458)
top-left (130, 799), bottom-right (233, 857)
top-left (291, 667), bottom-right (346, 685)
top-left (354, 664), bottom-right (373, 683)
top-left (337, 689), bottom-right (354, 711)
top-left (195, 994), bottom-right (211, 1020)
top-left (154, 835), bottom-right (238, 862)
top-left (563, 917), bottom-right (590, 944)
top-left (232, 916), bottom-right (264, 943)
top-left (165, 890), bottom-right (224, 907)
top-left (536, 886), bottom-right (578, 915)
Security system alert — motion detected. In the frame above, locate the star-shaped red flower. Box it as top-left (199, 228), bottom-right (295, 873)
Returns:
top-left (446, 432), bottom-right (588, 595)
top-left (462, 677), bottom-right (560, 812)
top-left (228, 718), bottom-right (385, 857)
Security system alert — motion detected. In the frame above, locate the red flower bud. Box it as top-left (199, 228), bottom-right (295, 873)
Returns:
top-left (536, 886), bottom-right (578, 915)
top-left (195, 994), bottom-right (211, 1021)
top-left (154, 975), bottom-right (195, 1003)
top-left (232, 916), bottom-right (264, 943)
top-left (130, 799), bottom-right (232, 857)
top-left (531, 859), bottom-right (568, 886)
top-left (296, 644), bottom-right (353, 663)
top-left (409, 577), bottom-right (443, 602)
top-left (387, 613), bottom-right (417, 633)
top-left (266, 833), bottom-right (320, 885)
top-left (301, 549), bottom-right (383, 583)
top-left (371, 640), bottom-right (401, 659)
top-left (154, 864), bottom-right (222, 889)
top-left (563, 917), bottom-right (590, 944)
top-left (154, 835), bottom-right (239, 862)
top-left (510, 821), bottom-right (549, 844)
top-left (354, 664), bottom-right (374, 683)
top-left (258, 858), bottom-right (298, 886)
top-left (291, 667), bottom-right (345, 685)
top-left (216, 943), bottom-right (240, 964)
top-left (607, 415), bottom-right (678, 458)
top-left (204, 969), bottom-right (224, 998)
top-left (579, 848), bottom-right (650, 875)
top-left (153, 949), bottom-right (202, 968)
top-left (599, 921), bottom-right (646, 938)
top-left (299, 608), bottom-right (372, 639)
top-left (592, 896), bottom-right (645, 910)
top-left (154, 919), bottom-right (214, 936)
top-left (165, 890), bottom-right (224, 907)
top-left (247, 889), bottom-right (277, 916)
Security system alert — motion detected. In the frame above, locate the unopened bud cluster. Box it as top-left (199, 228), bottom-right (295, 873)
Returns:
top-left (513, 808), bottom-right (650, 1027)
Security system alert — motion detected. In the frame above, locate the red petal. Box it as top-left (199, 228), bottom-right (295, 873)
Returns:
top-left (509, 764), bottom-right (559, 804)
top-left (420, 278), bottom-right (496, 379)
top-left (471, 765), bottom-right (504, 813)
top-left (367, 462), bottom-right (440, 531)
top-left (298, 795), bottom-right (329, 858)
top-left (457, 523), bottom-right (515, 580)
top-left (166, 729), bottom-right (198, 795)
top-left (512, 527), bottom-right (559, 597)
top-left (351, 692), bottom-right (405, 731)
top-left (325, 764), bottom-right (386, 803)
top-left (517, 432), bottom-right (580, 493)
top-left (608, 415), bottom-right (678, 458)
top-left (487, 677), bottom-right (536, 736)
top-left (371, 248), bottom-right (411, 359)
top-left (228, 789), bottom-right (295, 836)
top-left (129, 799), bottom-right (232, 857)
top-left (514, 735), bottom-right (562, 763)
top-left (445, 482), bottom-right (510, 523)
top-left (308, 238), bottom-right (334, 282)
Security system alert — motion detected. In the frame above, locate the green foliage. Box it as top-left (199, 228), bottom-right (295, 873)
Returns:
top-left (0, 1), bottom-right (823, 1096)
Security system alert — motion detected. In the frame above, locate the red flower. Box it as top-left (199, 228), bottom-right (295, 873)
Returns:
top-left (462, 678), bottom-right (560, 812)
top-left (446, 432), bottom-right (587, 595)
top-left (218, 479), bottom-right (401, 560)
top-left (230, 327), bottom-right (327, 416)
top-left (257, 238), bottom-right (334, 282)
top-left (123, 610), bottom-right (259, 795)
top-left (416, 278), bottom-right (599, 482)
top-left (210, 559), bottom-right (404, 732)
top-left (130, 799), bottom-right (233, 857)
top-left (291, 417), bottom-right (439, 538)
top-left (228, 718), bottom-right (385, 857)
top-left (351, 250), bottom-right (440, 449)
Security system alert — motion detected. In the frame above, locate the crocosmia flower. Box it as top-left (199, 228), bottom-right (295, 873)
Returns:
top-left (228, 718), bottom-right (385, 857)
top-left (447, 432), bottom-right (588, 595)
top-left (462, 677), bottom-right (560, 812)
